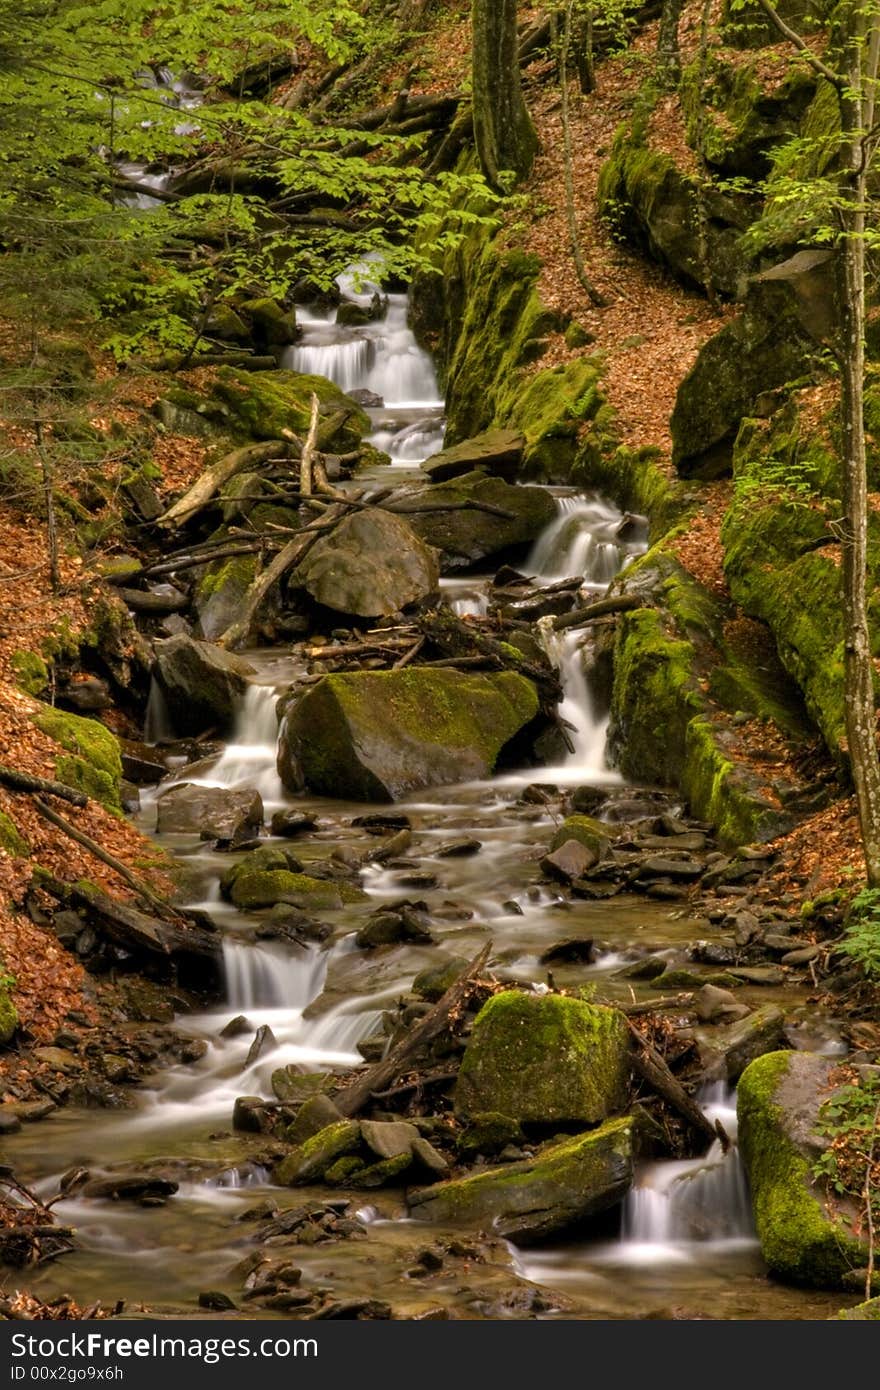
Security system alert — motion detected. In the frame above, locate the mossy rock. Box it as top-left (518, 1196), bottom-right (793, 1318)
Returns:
top-left (221, 847), bottom-right (365, 911)
top-left (680, 52), bottom-right (815, 178)
top-left (408, 1116), bottom-right (634, 1244)
top-left (737, 1051), bottom-right (870, 1287)
top-left (31, 707), bottom-right (123, 811)
top-left (457, 1111), bottom-right (524, 1158)
top-left (152, 634), bottom-right (255, 737)
top-left (549, 816), bottom-right (611, 860)
top-left (277, 668), bottom-right (540, 802)
top-left (454, 991), bottom-right (630, 1126)
top-left (212, 369), bottom-right (368, 450)
top-left (0, 971), bottom-right (18, 1044)
top-left (412, 956), bottom-right (471, 1002)
top-left (237, 296), bottom-right (298, 346)
top-left (10, 650), bottom-right (49, 697)
top-left (0, 812), bottom-right (28, 858)
top-left (194, 553), bottom-right (259, 642)
top-left (292, 508), bottom-right (439, 618)
top-left (275, 1120), bottom-right (361, 1185)
top-left (837, 1296), bottom-right (880, 1320)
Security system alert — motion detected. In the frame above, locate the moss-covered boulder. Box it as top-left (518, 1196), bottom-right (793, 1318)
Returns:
top-left (10, 650), bottom-right (49, 697)
top-left (394, 471), bottom-right (557, 570)
top-left (597, 127), bottom-right (752, 298)
top-left (152, 634), bottom-right (255, 736)
top-left (454, 991), bottom-right (629, 1126)
top-left (160, 369), bottom-right (369, 452)
top-left (275, 1120), bottom-right (362, 1185)
top-left (292, 509), bottom-right (439, 618)
top-left (680, 52), bottom-right (816, 178)
top-left (837, 1296), bottom-right (880, 1320)
top-left (0, 970), bottom-right (18, 1044)
top-left (421, 428), bottom-right (524, 482)
top-left (220, 845), bottom-right (366, 911)
top-left (408, 1116), bottom-right (633, 1243)
top-left (738, 1051), bottom-right (870, 1288)
top-left (31, 707), bottom-right (123, 811)
top-left (549, 816), bottom-right (612, 860)
top-left (194, 553), bottom-right (259, 642)
top-left (670, 266), bottom-right (827, 477)
top-left (237, 296), bottom-right (298, 347)
top-left (277, 669), bottom-right (540, 802)
top-left (0, 811), bottom-right (28, 858)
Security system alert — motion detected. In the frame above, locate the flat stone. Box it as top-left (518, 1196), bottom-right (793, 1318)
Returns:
top-left (156, 783), bottom-right (263, 840)
top-left (420, 429), bottom-right (524, 483)
top-left (360, 1119), bottom-right (420, 1160)
top-left (781, 944), bottom-right (821, 966)
top-left (634, 855), bottom-right (705, 881)
top-left (730, 966), bottom-right (786, 986)
top-left (434, 838), bottom-right (482, 858)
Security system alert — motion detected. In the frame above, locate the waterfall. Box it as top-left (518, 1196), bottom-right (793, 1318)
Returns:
top-left (207, 684), bottom-right (284, 803)
top-left (222, 939), bottom-right (327, 1011)
top-left (527, 495), bottom-right (646, 586)
top-left (284, 335), bottom-right (375, 393)
top-left (538, 621), bottom-right (615, 782)
top-left (620, 1085), bottom-right (754, 1252)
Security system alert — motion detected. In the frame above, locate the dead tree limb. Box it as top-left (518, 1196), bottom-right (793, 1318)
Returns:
top-left (333, 943), bottom-right (492, 1117)
top-left (552, 593), bottom-right (643, 631)
top-left (625, 1017), bottom-right (728, 1149)
top-left (156, 441), bottom-right (289, 530)
top-left (0, 766), bottom-right (87, 808)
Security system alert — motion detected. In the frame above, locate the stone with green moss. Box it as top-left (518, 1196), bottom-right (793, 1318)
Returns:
top-left (194, 553), bottom-right (259, 642)
top-left (348, 1151), bottom-right (413, 1189)
top-left (274, 1120), bottom-right (362, 1185)
top-left (0, 970), bottom-right (17, 1044)
top-left (160, 369), bottom-right (369, 452)
top-left (549, 816), bottom-right (611, 860)
top-left (10, 650), bottom-right (48, 697)
top-left (837, 1296), bottom-right (880, 1320)
top-left (737, 1050), bottom-right (870, 1287)
top-left (31, 707), bottom-right (122, 811)
top-left (237, 296), bottom-right (297, 346)
top-left (278, 668), bottom-right (540, 802)
top-left (222, 852), bottom-right (365, 912)
top-left (457, 1111), bottom-right (523, 1158)
top-left (0, 812), bottom-right (28, 858)
top-left (454, 991), bottom-right (629, 1126)
top-left (408, 1116), bottom-right (633, 1243)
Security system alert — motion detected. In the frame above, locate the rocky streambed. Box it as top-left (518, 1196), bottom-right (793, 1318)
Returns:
top-left (1, 279), bottom-right (872, 1322)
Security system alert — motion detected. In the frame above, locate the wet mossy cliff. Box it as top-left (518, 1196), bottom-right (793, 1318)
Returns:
top-left (411, 25), bottom-right (853, 847)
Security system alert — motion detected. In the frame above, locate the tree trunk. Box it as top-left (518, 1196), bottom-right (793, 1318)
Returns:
top-left (472, 0), bottom-right (538, 190)
top-left (838, 16), bottom-right (880, 886)
top-left (657, 0), bottom-right (685, 85)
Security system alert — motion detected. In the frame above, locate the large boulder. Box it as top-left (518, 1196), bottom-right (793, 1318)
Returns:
top-left (30, 707), bottom-right (123, 811)
top-left (737, 1051), bottom-right (870, 1287)
top-left (670, 257), bottom-right (830, 477)
top-left (454, 992), bottom-right (630, 1126)
top-left (420, 429), bottom-right (525, 483)
top-left (408, 1116), bottom-right (633, 1243)
top-left (698, 1003), bottom-right (786, 1083)
top-left (157, 369), bottom-right (370, 452)
top-left (277, 669), bottom-right (540, 801)
top-left (392, 471), bottom-right (557, 570)
top-left (152, 635), bottom-right (255, 736)
top-left (155, 784), bottom-right (263, 840)
top-left (292, 509), bottom-right (439, 618)
top-left (220, 845), bottom-right (366, 911)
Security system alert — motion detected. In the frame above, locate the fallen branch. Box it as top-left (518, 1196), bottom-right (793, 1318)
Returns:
top-left (156, 441), bottom-right (290, 530)
top-left (38, 874), bottom-right (221, 963)
top-left (625, 1017), bottom-right (727, 1149)
top-left (31, 799), bottom-right (181, 922)
top-left (552, 593), bottom-right (643, 631)
top-left (333, 943), bottom-right (492, 1117)
top-left (0, 765), bottom-right (87, 808)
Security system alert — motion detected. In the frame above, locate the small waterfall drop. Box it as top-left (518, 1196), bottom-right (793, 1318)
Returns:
top-left (222, 939), bottom-right (327, 1011)
top-left (620, 1085), bottom-right (754, 1255)
top-left (208, 684), bottom-right (283, 803)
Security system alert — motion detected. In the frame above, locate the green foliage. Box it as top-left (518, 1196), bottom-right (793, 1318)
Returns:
top-left (841, 888), bottom-right (880, 979)
top-left (733, 451), bottom-right (821, 510)
top-left (813, 1069), bottom-right (880, 1242)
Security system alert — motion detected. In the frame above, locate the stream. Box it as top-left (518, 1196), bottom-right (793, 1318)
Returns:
top-left (3, 267), bottom-right (850, 1321)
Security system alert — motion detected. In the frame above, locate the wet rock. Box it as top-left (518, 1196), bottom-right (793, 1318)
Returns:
top-left (292, 509), bottom-right (439, 619)
top-left (221, 845), bottom-right (366, 911)
top-left (632, 855), bottom-right (705, 882)
top-left (355, 906), bottom-right (435, 948)
top-left (365, 828), bottom-right (412, 862)
top-left (617, 955), bottom-right (668, 981)
top-left (652, 967), bottom-right (739, 990)
top-left (80, 1174), bottom-right (179, 1203)
top-left (155, 784), bottom-right (264, 840)
top-left (275, 1120), bottom-right (362, 1185)
top-left (152, 635), bottom-right (255, 736)
top-left (730, 965), bottom-right (786, 986)
top-left (409, 1117), bottom-right (633, 1244)
top-left (411, 1137), bottom-right (450, 1178)
top-left (271, 1070), bottom-right (334, 1105)
top-left (0, 1111), bottom-right (22, 1135)
top-left (420, 429), bottom-right (524, 483)
top-left (395, 471), bottom-right (557, 570)
top-left (455, 991), bottom-right (630, 1126)
top-left (245, 1025), bottom-right (277, 1068)
top-left (699, 1003), bottom-right (786, 1083)
top-left (232, 1096), bottom-right (267, 1133)
top-left (412, 956), bottom-right (471, 1001)
top-left (782, 943), bottom-right (820, 966)
top-left (221, 1015), bottom-right (252, 1038)
top-left (199, 1291), bottom-right (237, 1311)
top-left (434, 837), bottom-right (482, 858)
top-left (540, 839), bottom-right (597, 883)
top-left (538, 938), bottom-right (595, 965)
top-left (278, 669), bottom-right (539, 801)
top-left (689, 940), bottom-right (738, 967)
top-left (549, 815), bottom-right (612, 860)
top-left (257, 905), bottom-right (331, 945)
top-left (270, 810), bottom-right (319, 838)
top-left (351, 812), bottom-right (411, 833)
top-left (738, 1050), bottom-right (870, 1287)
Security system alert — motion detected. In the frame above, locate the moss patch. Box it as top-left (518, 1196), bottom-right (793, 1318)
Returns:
top-left (455, 991), bottom-right (630, 1125)
top-left (0, 811), bottom-right (28, 858)
top-left (10, 650), bottom-right (49, 697)
top-left (31, 707), bottom-right (123, 811)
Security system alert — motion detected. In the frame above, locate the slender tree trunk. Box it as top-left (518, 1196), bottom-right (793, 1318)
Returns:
top-left (574, 9), bottom-right (595, 95)
top-left (657, 0), bottom-right (685, 86)
top-left (472, 0), bottom-right (538, 190)
top-left (839, 13), bottom-right (880, 885)
top-left (559, 1), bottom-right (606, 306)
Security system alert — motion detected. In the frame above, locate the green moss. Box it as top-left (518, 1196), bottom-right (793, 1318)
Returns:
top-left (0, 811), bottom-right (28, 858)
top-left (682, 717), bottom-right (790, 847)
top-left (0, 973), bottom-right (17, 1044)
top-left (738, 1051), bottom-right (868, 1287)
top-left (348, 1151), bottom-right (412, 1188)
top-left (274, 1120), bottom-right (361, 1185)
top-left (213, 369), bottom-right (368, 448)
top-left (837, 1296), bottom-right (880, 1320)
top-left (229, 870), bottom-right (365, 911)
top-left (454, 991), bottom-right (630, 1125)
top-left (10, 650), bottom-right (48, 696)
top-left (550, 816), bottom-right (611, 859)
top-left (31, 707), bottom-right (122, 811)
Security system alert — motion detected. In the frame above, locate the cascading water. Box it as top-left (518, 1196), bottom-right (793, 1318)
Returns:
top-left (206, 683), bottom-right (285, 804)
